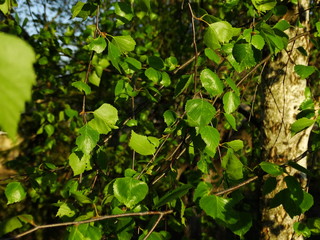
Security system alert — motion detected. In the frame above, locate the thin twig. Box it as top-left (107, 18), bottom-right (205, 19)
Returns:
top-left (214, 176), bottom-right (259, 196)
top-left (187, 3), bottom-right (199, 94)
top-left (1, 210), bottom-right (173, 240)
top-left (143, 212), bottom-right (165, 240)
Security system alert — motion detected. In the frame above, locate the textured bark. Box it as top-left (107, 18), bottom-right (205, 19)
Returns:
top-left (260, 1), bottom-right (311, 240)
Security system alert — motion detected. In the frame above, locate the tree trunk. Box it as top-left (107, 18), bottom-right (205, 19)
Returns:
top-left (260, 1), bottom-right (311, 239)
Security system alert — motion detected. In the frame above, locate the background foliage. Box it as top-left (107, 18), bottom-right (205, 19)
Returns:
top-left (1, 0), bottom-right (320, 239)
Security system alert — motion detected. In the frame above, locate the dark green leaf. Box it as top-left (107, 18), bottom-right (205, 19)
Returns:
top-left (174, 74), bottom-right (193, 97)
top-left (148, 56), bottom-right (164, 70)
top-left (221, 149), bottom-right (243, 180)
top-left (154, 184), bottom-right (192, 208)
top-left (262, 177), bottom-right (277, 195)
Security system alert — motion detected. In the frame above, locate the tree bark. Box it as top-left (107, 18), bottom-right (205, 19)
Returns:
top-left (260, 1), bottom-right (311, 239)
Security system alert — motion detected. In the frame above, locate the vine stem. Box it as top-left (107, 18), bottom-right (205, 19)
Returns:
top-left (1, 210), bottom-right (173, 240)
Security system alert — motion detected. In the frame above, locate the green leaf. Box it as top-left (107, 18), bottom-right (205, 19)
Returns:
top-left (300, 191), bottom-right (314, 213)
top-left (160, 71), bottom-right (171, 87)
top-left (193, 181), bottom-right (212, 202)
top-left (223, 92), bottom-right (240, 114)
top-left (174, 74), bottom-right (193, 97)
top-left (274, 20), bottom-right (291, 31)
top-left (294, 65), bottom-right (317, 79)
top-left (293, 222), bottom-right (311, 238)
top-left (89, 103), bottom-right (119, 135)
top-left (0, 33), bottom-right (36, 138)
top-left (232, 43), bottom-right (257, 69)
top-left (163, 110), bottom-right (176, 126)
top-left (224, 113), bottom-right (237, 130)
top-left (114, 2), bottom-right (133, 21)
top-left (252, 0), bottom-right (277, 12)
top-left (226, 140), bottom-right (244, 151)
top-left (69, 152), bottom-right (91, 176)
top-left (68, 223), bottom-right (102, 240)
top-left (89, 71), bottom-right (101, 87)
top-left (71, 1), bottom-right (85, 18)
top-left (262, 177), bottom-right (277, 195)
top-left (129, 130), bottom-right (158, 155)
top-left (204, 21), bottom-right (239, 50)
top-left (108, 41), bottom-right (121, 72)
top-left (148, 56), bottom-right (164, 70)
top-left (200, 68), bottom-right (224, 96)
top-left (221, 149), bottom-right (243, 180)
top-left (145, 67), bottom-right (162, 83)
top-left (113, 177), bottom-right (149, 208)
top-left (199, 126), bottom-right (220, 157)
top-left (154, 184), bottom-right (192, 208)
top-left (76, 124), bottom-right (100, 155)
top-left (259, 162), bottom-right (283, 176)
top-left (291, 117), bottom-right (315, 135)
top-left (88, 37), bottom-right (107, 53)
top-left (125, 57), bottom-right (142, 71)
top-left (71, 81), bottom-right (91, 95)
top-left (112, 35), bottom-right (136, 52)
top-left (204, 48), bottom-right (221, 64)
top-left (251, 35), bottom-right (265, 50)
top-left (0, 216), bottom-right (23, 236)
top-left (5, 182), bottom-right (27, 204)
top-left (200, 195), bottom-right (233, 222)
top-left (56, 203), bottom-right (76, 218)
top-left (71, 191), bottom-right (92, 204)
top-left (185, 99), bottom-right (216, 127)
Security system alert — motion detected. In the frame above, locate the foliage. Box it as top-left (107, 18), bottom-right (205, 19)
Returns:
top-left (1, 0), bottom-right (320, 239)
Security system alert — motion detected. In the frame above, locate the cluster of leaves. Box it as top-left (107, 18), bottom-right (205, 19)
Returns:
top-left (1, 0), bottom-right (320, 239)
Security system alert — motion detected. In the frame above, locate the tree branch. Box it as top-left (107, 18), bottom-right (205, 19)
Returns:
top-left (1, 210), bottom-right (173, 240)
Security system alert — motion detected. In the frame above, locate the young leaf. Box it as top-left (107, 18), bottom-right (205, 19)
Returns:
top-left (294, 65), bottom-right (317, 79)
top-left (252, 0), bottom-right (277, 12)
top-left (71, 81), bottom-right (91, 95)
top-left (69, 152), bottom-right (89, 176)
top-left (148, 56), bottom-right (164, 70)
top-left (5, 182), bottom-right (27, 204)
top-left (291, 117), bottom-right (315, 135)
top-left (88, 37), bottom-right (107, 53)
top-left (56, 203), bottom-right (76, 218)
top-left (251, 35), bottom-right (265, 50)
top-left (0, 216), bottom-right (23, 236)
top-left (76, 124), bottom-right (100, 155)
top-left (163, 110), bottom-right (176, 126)
top-left (223, 91), bottom-right (240, 114)
top-left (145, 67), bottom-right (162, 83)
top-left (129, 130), bottom-right (158, 155)
top-left (226, 140), bottom-right (244, 151)
top-left (193, 181), bottom-right (212, 202)
top-left (185, 99), bottom-right (216, 127)
top-left (204, 48), bottom-right (221, 64)
top-left (154, 184), bottom-right (192, 208)
top-left (0, 33), bottom-right (36, 138)
top-left (89, 103), bottom-right (119, 135)
top-left (199, 126), bottom-right (220, 157)
top-left (112, 35), bottom-right (136, 52)
top-left (113, 177), bottom-right (149, 208)
top-left (224, 113), bottom-right (237, 130)
top-left (200, 68), bottom-right (224, 96)
top-left (259, 162), bottom-right (283, 176)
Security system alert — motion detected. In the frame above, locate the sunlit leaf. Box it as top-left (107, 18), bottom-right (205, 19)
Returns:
top-left (223, 91), bottom-right (240, 114)
top-left (76, 124), bottom-right (100, 155)
top-left (0, 33), bottom-right (36, 138)
top-left (199, 126), bottom-right (220, 157)
top-left (291, 117), bottom-right (315, 135)
top-left (113, 177), bottom-right (149, 208)
top-left (5, 182), bottom-right (26, 204)
top-left (294, 65), bottom-right (317, 79)
top-left (185, 99), bottom-right (216, 127)
top-left (129, 130), bottom-right (158, 155)
top-left (89, 37), bottom-right (107, 53)
top-left (112, 35), bottom-right (136, 52)
top-left (200, 68), bottom-right (224, 96)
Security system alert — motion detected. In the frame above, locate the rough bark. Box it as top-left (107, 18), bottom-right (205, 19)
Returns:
top-left (260, 1), bottom-right (311, 239)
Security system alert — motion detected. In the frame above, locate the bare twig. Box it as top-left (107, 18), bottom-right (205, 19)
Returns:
top-left (142, 212), bottom-right (166, 240)
top-left (1, 210), bottom-right (173, 240)
top-left (214, 176), bottom-right (259, 196)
